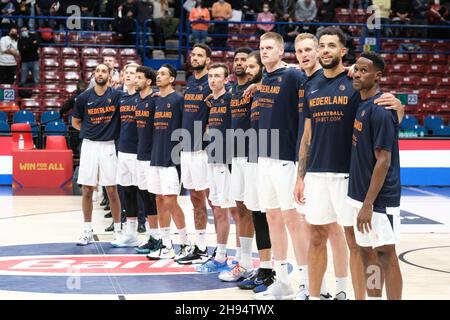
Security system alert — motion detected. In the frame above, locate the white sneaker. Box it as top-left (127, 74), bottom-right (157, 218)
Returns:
top-left (334, 291), bottom-right (348, 300)
top-left (218, 263), bottom-right (254, 282)
top-left (76, 230), bottom-right (94, 246)
top-left (147, 244), bottom-right (176, 260)
top-left (294, 285), bottom-right (309, 300)
top-left (110, 233), bottom-right (140, 247)
top-left (113, 230), bottom-right (122, 241)
top-left (254, 280), bottom-right (295, 300)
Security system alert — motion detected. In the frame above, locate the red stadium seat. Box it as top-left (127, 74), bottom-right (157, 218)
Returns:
top-left (101, 48), bottom-right (118, 56)
top-left (400, 76), bottom-right (420, 90)
top-left (78, 33), bottom-right (95, 44)
top-left (427, 90), bottom-right (449, 103)
top-left (353, 9), bottom-right (367, 23)
top-left (335, 8), bottom-right (351, 23)
top-left (119, 48), bottom-right (137, 58)
top-left (417, 40), bottom-right (434, 52)
top-left (408, 64), bottom-right (427, 76)
top-left (41, 71), bottom-right (61, 84)
top-left (63, 84), bottom-right (78, 96)
top-left (431, 54), bottom-right (447, 65)
top-left (380, 53), bottom-right (394, 64)
top-left (62, 58), bottom-right (80, 70)
top-left (81, 47), bottom-right (99, 57)
top-left (380, 76), bottom-right (401, 90)
top-left (21, 98), bottom-right (40, 109)
top-left (439, 77), bottom-right (450, 89)
top-left (46, 135), bottom-right (68, 150)
top-left (96, 33), bottom-right (113, 44)
top-left (393, 53), bottom-right (409, 64)
top-left (241, 24), bottom-right (257, 34)
top-left (387, 64), bottom-right (409, 76)
top-left (41, 58), bottom-right (59, 71)
top-left (40, 85), bottom-right (60, 99)
top-left (62, 71), bottom-right (81, 84)
top-left (381, 39), bottom-right (399, 51)
top-left (419, 77), bottom-right (439, 89)
top-left (433, 40), bottom-right (449, 53)
top-left (211, 50), bottom-right (224, 59)
top-left (61, 47), bottom-right (79, 58)
top-left (410, 54), bottom-right (429, 65)
top-left (417, 102), bottom-right (438, 115)
top-left (427, 65), bottom-right (447, 76)
top-left (42, 99), bottom-right (63, 110)
top-left (436, 103), bottom-right (450, 115)
top-left (41, 46), bottom-right (60, 58)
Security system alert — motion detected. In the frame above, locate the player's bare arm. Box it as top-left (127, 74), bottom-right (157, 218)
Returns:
top-left (72, 117), bottom-right (81, 131)
top-left (294, 118), bottom-right (312, 205)
top-left (374, 93), bottom-right (405, 123)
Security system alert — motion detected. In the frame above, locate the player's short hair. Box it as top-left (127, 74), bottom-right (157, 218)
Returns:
top-left (136, 65), bottom-right (156, 83)
top-left (161, 63), bottom-right (177, 79)
top-left (192, 43), bottom-right (212, 58)
top-left (260, 32), bottom-right (284, 46)
top-left (295, 33), bottom-right (318, 47)
top-left (123, 63), bottom-right (140, 71)
top-left (234, 47), bottom-right (253, 57)
top-left (247, 50), bottom-right (262, 66)
top-left (317, 27), bottom-right (346, 46)
top-left (209, 62), bottom-right (229, 78)
top-left (360, 51), bottom-right (385, 73)
top-left (96, 63), bottom-right (111, 73)
top-left (103, 55), bottom-right (116, 62)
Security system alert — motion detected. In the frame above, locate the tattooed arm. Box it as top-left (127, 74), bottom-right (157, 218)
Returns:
top-left (294, 118), bottom-right (312, 205)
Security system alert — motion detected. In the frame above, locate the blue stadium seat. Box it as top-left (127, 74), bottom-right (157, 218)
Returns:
top-left (424, 115), bottom-right (444, 131)
top-left (399, 115), bottom-right (419, 130)
top-left (411, 124), bottom-right (426, 136)
top-left (41, 110), bottom-right (61, 126)
top-left (0, 120), bottom-right (9, 135)
top-left (45, 121), bottom-right (67, 136)
top-left (432, 125), bottom-right (450, 136)
top-left (26, 121), bottom-right (39, 138)
top-left (13, 110), bottom-right (36, 124)
top-left (0, 110), bottom-right (7, 122)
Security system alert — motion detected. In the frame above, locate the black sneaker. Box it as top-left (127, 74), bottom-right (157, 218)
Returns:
top-left (253, 269), bottom-right (276, 293)
top-left (135, 236), bottom-right (162, 254)
top-left (100, 197), bottom-right (108, 206)
top-left (137, 223), bottom-right (146, 233)
top-left (237, 268), bottom-right (274, 290)
top-left (176, 245), bottom-right (208, 264)
top-left (104, 211), bottom-right (112, 218)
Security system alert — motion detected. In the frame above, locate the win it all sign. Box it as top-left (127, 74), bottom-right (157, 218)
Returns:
top-left (13, 150), bottom-right (73, 190)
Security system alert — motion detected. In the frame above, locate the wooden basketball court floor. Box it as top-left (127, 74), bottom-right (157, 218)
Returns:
top-left (0, 186), bottom-right (449, 300)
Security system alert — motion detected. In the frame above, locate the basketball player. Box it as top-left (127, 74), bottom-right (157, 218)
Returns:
top-left (72, 63), bottom-right (122, 245)
top-left (133, 66), bottom-right (161, 254)
top-left (147, 64), bottom-right (191, 260)
top-left (294, 27), bottom-right (403, 300)
top-left (294, 33), bottom-right (350, 300)
top-left (196, 63), bottom-right (234, 273)
top-left (350, 52), bottom-right (403, 300)
top-left (110, 63), bottom-right (142, 248)
top-left (250, 32), bottom-right (308, 301)
top-left (176, 44), bottom-right (212, 264)
top-left (236, 50), bottom-right (276, 293)
top-left (219, 47), bottom-right (256, 282)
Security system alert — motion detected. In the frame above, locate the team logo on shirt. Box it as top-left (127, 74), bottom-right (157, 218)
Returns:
top-left (167, 103), bottom-right (171, 109)
top-left (145, 103), bottom-right (149, 108)
top-left (198, 85), bottom-right (203, 91)
top-left (108, 98), bottom-right (112, 103)
top-left (361, 110), bottom-right (366, 117)
top-left (221, 99), bottom-right (224, 104)
top-left (339, 84), bottom-right (346, 91)
top-left (277, 76), bottom-right (282, 83)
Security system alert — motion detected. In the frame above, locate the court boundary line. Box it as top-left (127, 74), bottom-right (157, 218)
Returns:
top-left (399, 245), bottom-right (450, 274)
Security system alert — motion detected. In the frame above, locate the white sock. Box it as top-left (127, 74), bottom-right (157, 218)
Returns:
top-left (298, 265), bottom-right (308, 288)
top-left (239, 237), bottom-right (253, 269)
top-left (114, 223), bottom-right (122, 232)
top-left (274, 260), bottom-right (289, 283)
top-left (216, 244), bottom-right (227, 263)
top-left (234, 247), bottom-right (241, 262)
top-left (260, 260), bottom-right (272, 270)
top-left (149, 228), bottom-right (160, 239)
top-left (336, 277), bottom-right (349, 294)
top-left (127, 219), bottom-right (137, 236)
top-left (161, 227), bottom-right (171, 248)
top-left (320, 277), bottom-right (328, 295)
top-left (308, 296), bottom-right (320, 300)
top-left (195, 229), bottom-right (207, 251)
top-left (177, 227), bottom-right (189, 245)
top-left (84, 222), bottom-right (92, 232)
top-left (367, 296), bottom-right (382, 300)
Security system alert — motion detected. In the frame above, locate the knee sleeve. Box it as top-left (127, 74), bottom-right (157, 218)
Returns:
top-left (124, 186), bottom-right (138, 217)
top-left (253, 211), bottom-right (271, 251)
top-left (139, 189), bottom-right (157, 216)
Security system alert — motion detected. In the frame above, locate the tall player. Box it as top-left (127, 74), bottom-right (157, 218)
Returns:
top-left (133, 66), bottom-right (161, 254)
top-left (147, 64), bottom-right (191, 260)
top-left (252, 32), bottom-right (308, 300)
top-left (111, 63), bottom-right (142, 247)
top-left (350, 52), bottom-right (402, 300)
top-left (176, 44), bottom-right (212, 264)
top-left (196, 63), bottom-right (234, 273)
top-left (294, 33), bottom-right (350, 300)
top-left (219, 47), bottom-right (256, 282)
top-left (72, 63), bottom-right (123, 245)
top-left (294, 27), bottom-right (403, 300)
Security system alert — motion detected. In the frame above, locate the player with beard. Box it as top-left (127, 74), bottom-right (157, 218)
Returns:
top-left (72, 63), bottom-right (123, 245)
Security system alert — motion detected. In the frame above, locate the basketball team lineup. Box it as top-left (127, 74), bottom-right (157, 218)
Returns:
top-left (1, 28), bottom-right (450, 302)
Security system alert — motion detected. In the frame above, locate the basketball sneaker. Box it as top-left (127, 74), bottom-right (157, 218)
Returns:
top-left (254, 280), bottom-right (295, 300)
top-left (174, 243), bottom-right (192, 261)
top-left (176, 245), bottom-right (208, 264)
top-left (110, 233), bottom-right (140, 248)
top-left (135, 236), bottom-right (162, 254)
top-left (238, 268), bottom-right (273, 290)
top-left (218, 263), bottom-right (254, 282)
top-left (76, 229), bottom-right (94, 246)
top-left (294, 284), bottom-right (309, 300)
top-left (113, 230), bottom-right (122, 241)
top-left (146, 244), bottom-right (176, 260)
top-left (253, 270), bottom-right (276, 293)
top-left (196, 258), bottom-right (229, 273)
top-left (334, 291), bottom-right (348, 300)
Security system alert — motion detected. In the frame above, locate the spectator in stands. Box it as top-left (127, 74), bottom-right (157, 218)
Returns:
top-left (392, 0), bottom-right (412, 36)
top-left (18, 26), bottom-right (40, 85)
top-left (275, 0), bottom-right (295, 21)
top-left (241, 0), bottom-right (258, 20)
top-left (0, 28), bottom-right (19, 85)
top-left (428, 0), bottom-right (449, 38)
top-left (1, 0), bottom-right (18, 30)
top-left (17, 0), bottom-right (35, 30)
top-left (89, 56), bottom-right (120, 88)
top-left (151, 0), bottom-right (170, 48)
top-left (318, 0), bottom-right (335, 22)
top-left (36, 0), bottom-right (56, 27)
top-left (371, 0), bottom-right (392, 36)
top-left (295, 0), bottom-right (317, 22)
top-left (114, 0), bottom-right (138, 45)
top-left (282, 17), bottom-right (299, 51)
top-left (256, 2), bottom-right (275, 35)
top-left (79, 0), bottom-right (96, 31)
top-left (189, 0), bottom-right (211, 44)
top-left (412, 0), bottom-right (429, 37)
top-left (211, 0), bottom-right (232, 49)
top-left (348, 0), bottom-right (371, 10)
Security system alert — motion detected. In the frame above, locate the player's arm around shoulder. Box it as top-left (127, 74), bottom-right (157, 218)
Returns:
top-left (374, 92), bottom-right (405, 123)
